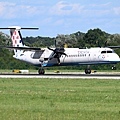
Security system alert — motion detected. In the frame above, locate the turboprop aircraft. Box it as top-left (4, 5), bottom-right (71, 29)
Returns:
top-left (0, 26), bottom-right (120, 74)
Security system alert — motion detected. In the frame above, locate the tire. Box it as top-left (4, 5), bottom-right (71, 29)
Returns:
top-left (85, 69), bottom-right (91, 74)
top-left (38, 68), bottom-right (45, 75)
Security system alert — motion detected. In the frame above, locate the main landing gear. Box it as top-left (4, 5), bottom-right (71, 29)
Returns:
top-left (38, 61), bottom-right (45, 75)
top-left (38, 68), bottom-right (45, 75)
top-left (85, 65), bottom-right (91, 74)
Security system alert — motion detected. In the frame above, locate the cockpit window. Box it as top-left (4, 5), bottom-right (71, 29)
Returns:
top-left (101, 50), bottom-right (113, 54)
top-left (101, 51), bottom-right (106, 54)
top-left (107, 51), bottom-right (112, 53)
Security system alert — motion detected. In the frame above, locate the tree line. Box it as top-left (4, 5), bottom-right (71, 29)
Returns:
top-left (0, 28), bottom-right (120, 70)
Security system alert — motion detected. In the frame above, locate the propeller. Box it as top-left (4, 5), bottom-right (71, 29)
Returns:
top-left (47, 47), bottom-right (67, 64)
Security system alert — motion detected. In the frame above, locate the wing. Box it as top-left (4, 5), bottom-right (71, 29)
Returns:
top-left (107, 46), bottom-right (120, 49)
top-left (0, 46), bottom-right (42, 51)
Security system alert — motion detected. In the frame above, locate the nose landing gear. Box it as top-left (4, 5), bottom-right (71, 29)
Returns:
top-left (112, 65), bottom-right (116, 70)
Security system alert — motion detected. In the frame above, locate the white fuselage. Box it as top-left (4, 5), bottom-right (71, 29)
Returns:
top-left (13, 47), bottom-right (120, 67)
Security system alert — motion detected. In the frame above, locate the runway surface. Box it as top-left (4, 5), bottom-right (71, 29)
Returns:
top-left (0, 72), bottom-right (120, 79)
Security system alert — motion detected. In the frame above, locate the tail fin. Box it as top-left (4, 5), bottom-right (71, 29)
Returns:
top-left (10, 26), bottom-right (24, 47)
top-left (9, 26), bottom-right (25, 56)
top-left (0, 26), bottom-right (38, 56)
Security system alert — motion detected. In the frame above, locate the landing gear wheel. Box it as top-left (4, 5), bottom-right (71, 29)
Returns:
top-left (112, 65), bottom-right (116, 70)
top-left (38, 68), bottom-right (45, 75)
top-left (85, 68), bottom-right (91, 74)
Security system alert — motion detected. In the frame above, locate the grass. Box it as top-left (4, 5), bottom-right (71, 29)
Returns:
top-left (0, 78), bottom-right (120, 120)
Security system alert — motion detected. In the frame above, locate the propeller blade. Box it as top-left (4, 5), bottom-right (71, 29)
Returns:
top-left (57, 52), bottom-right (67, 56)
top-left (57, 57), bottom-right (60, 65)
top-left (47, 47), bottom-right (54, 51)
top-left (54, 40), bottom-right (57, 47)
top-left (49, 53), bottom-right (57, 60)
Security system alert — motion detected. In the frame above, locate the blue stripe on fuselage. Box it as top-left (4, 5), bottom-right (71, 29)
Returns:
top-left (37, 61), bottom-right (118, 67)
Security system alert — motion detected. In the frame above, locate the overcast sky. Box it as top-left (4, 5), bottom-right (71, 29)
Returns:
top-left (0, 0), bottom-right (120, 37)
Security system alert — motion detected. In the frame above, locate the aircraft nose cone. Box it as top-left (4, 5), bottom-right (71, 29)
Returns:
top-left (109, 54), bottom-right (120, 62)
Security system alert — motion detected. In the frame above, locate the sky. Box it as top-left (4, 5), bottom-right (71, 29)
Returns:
top-left (0, 0), bottom-right (120, 37)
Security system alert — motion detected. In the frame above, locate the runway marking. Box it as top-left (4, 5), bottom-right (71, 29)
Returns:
top-left (0, 73), bottom-right (120, 79)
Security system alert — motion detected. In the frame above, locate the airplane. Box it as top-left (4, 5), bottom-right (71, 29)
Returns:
top-left (0, 26), bottom-right (120, 74)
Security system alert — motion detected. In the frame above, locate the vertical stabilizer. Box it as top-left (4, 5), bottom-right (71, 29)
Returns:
top-left (9, 26), bottom-right (24, 56)
top-left (10, 27), bottom-right (24, 47)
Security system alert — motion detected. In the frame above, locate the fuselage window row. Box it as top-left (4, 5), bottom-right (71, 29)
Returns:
top-left (68, 54), bottom-right (86, 57)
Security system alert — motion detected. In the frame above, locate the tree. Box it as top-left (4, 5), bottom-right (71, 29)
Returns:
top-left (83, 28), bottom-right (110, 47)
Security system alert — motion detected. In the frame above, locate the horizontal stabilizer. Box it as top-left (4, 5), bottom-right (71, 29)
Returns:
top-left (0, 26), bottom-right (39, 30)
top-left (0, 46), bottom-right (43, 51)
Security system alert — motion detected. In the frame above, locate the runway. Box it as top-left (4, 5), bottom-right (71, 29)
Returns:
top-left (0, 72), bottom-right (120, 79)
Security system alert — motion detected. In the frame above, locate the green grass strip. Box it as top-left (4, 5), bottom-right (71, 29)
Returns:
top-left (0, 78), bottom-right (120, 120)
